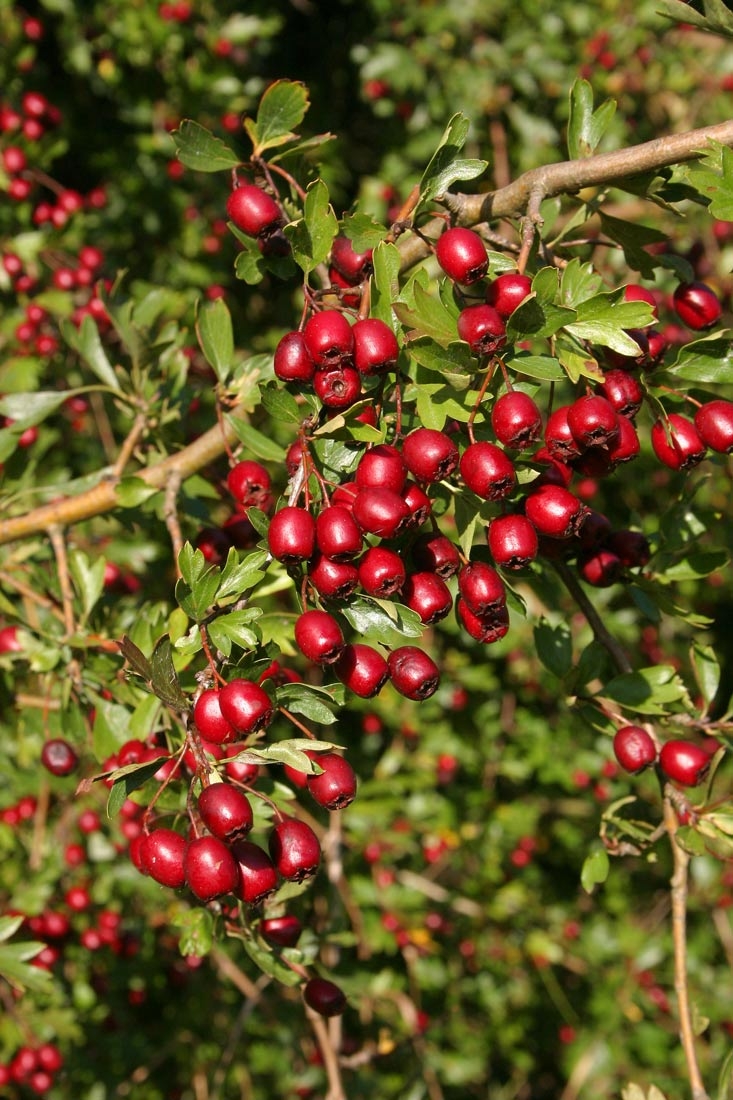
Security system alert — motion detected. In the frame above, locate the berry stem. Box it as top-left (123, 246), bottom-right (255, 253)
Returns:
top-left (551, 559), bottom-right (632, 675)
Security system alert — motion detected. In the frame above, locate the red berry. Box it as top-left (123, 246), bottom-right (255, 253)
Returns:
top-left (487, 514), bottom-right (539, 570)
top-left (307, 554), bottom-right (359, 599)
top-left (577, 548), bottom-right (623, 587)
top-left (226, 182), bottom-right (282, 238)
top-left (410, 531), bottom-right (461, 578)
top-left (185, 835), bottom-right (239, 900)
top-left (330, 236), bottom-right (373, 282)
top-left (387, 646), bottom-right (440, 700)
top-left (260, 914), bottom-right (303, 947)
top-left (231, 839), bottom-right (279, 905)
top-left (218, 678), bottom-right (274, 735)
top-left (485, 272), bottom-right (532, 319)
top-left (41, 738), bottom-right (79, 776)
top-left (613, 726), bottom-right (657, 774)
top-left (457, 304), bottom-right (506, 355)
top-left (193, 688), bottom-right (238, 745)
top-left (491, 391), bottom-right (543, 450)
top-left (358, 545), bottom-right (406, 597)
top-left (435, 227), bottom-right (488, 284)
top-left (356, 443), bottom-right (406, 493)
top-left (198, 783), bottom-right (253, 841)
top-left (659, 739), bottom-right (711, 787)
top-left (567, 395), bottom-right (619, 450)
top-left (303, 976), bottom-right (347, 1016)
top-left (307, 752), bottom-right (357, 809)
top-left (227, 460), bottom-right (271, 509)
top-left (315, 505), bottom-right (363, 561)
top-left (274, 330), bottom-right (315, 383)
top-left (623, 283), bottom-right (658, 317)
top-left (524, 484), bottom-right (588, 539)
top-left (596, 370), bottom-right (643, 420)
top-left (294, 609), bottom-right (346, 665)
top-left (459, 441), bottom-right (516, 500)
top-left (544, 405), bottom-right (581, 461)
top-left (352, 486), bottom-right (411, 538)
top-left (694, 399), bottom-right (733, 453)
top-left (313, 364), bottom-right (362, 408)
top-left (456, 598), bottom-right (510, 643)
top-left (402, 571), bottom-right (453, 624)
top-left (458, 561), bottom-right (506, 617)
top-left (303, 310), bottom-right (354, 367)
top-left (267, 506), bottom-right (316, 564)
top-left (334, 643), bottom-right (389, 697)
top-left (269, 818), bottom-right (321, 881)
top-left (139, 828), bottom-right (187, 888)
top-left (352, 317), bottom-right (399, 374)
top-left (401, 427), bottom-right (459, 483)
top-left (650, 414), bottom-right (706, 471)
top-left (672, 281), bottom-right (722, 330)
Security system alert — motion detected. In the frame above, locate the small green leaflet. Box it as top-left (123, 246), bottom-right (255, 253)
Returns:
top-left (341, 210), bottom-right (389, 252)
top-left (415, 113), bottom-right (488, 219)
top-left (60, 315), bottom-right (120, 390)
top-left (196, 297), bottom-right (234, 383)
top-left (581, 847), bottom-right (609, 893)
top-left (657, 0), bottom-right (733, 38)
top-left (244, 80), bottom-right (310, 157)
top-left (172, 120), bottom-right (240, 172)
top-left (567, 78), bottom-right (616, 159)
top-left (106, 756), bottom-right (170, 817)
top-left (284, 178), bottom-right (338, 274)
top-left (686, 143), bottom-right (733, 221)
top-left (534, 619), bottom-right (572, 679)
top-left (662, 335), bottom-right (733, 386)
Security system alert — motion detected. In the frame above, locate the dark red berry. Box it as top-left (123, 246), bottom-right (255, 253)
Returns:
top-left (330, 236), bottom-right (373, 282)
top-left (435, 227), bottom-right (488, 284)
top-left (198, 783), bottom-right (253, 841)
top-left (352, 486), bottom-right (411, 538)
top-left (457, 304), bottom-right (507, 356)
top-left (358, 545), bottom-right (406, 597)
top-left (458, 561), bottom-right (506, 616)
top-left (613, 725), bottom-right (657, 774)
top-left (387, 646), bottom-right (440, 700)
top-left (315, 506), bottom-right (362, 561)
top-left (672, 281), bottom-right (722, 330)
top-left (659, 739), bottom-right (711, 787)
top-left (456, 598), bottom-right (510, 643)
top-left (294, 609), bottom-right (346, 665)
top-left (410, 532), bottom-right (461, 578)
top-left (567, 395), bottom-right (619, 450)
top-left (313, 364), bottom-right (362, 408)
top-left (459, 441), bottom-right (516, 500)
top-left (401, 479), bottom-right (432, 527)
top-left (232, 839), bottom-right (279, 905)
top-left (356, 444), bottom-right (406, 493)
top-left (274, 331), bottom-right (315, 383)
top-left (303, 310), bottom-right (354, 367)
top-left (577, 547), bottom-right (623, 587)
top-left (487, 514), bottom-right (539, 570)
top-left (139, 828), bottom-right (187, 888)
top-left (269, 818), bottom-right (321, 881)
top-left (491, 391), bottom-right (543, 450)
top-left (334, 643), bottom-right (389, 697)
top-left (606, 529), bottom-right (651, 568)
top-left (623, 283), bottom-right (658, 317)
top-left (544, 405), bottom-right (581, 461)
top-left (184, 835), bottom-right (239, 901)
top-left (227, 460), bottom-right (271, 509)
top-left (401, 427), bottom-right (459, 483)
top-left (694, 399), bottom-right (733, 453)
top-left (605, 414), bottom-right (640, 466)
top-left (218, 678), bottom-right (274, 735)
top-left (303, 976), bottom-right (347, 1016)
top-left (307, 752), bottom-right (357, 809)
top-left (193, 688), bottom-right (238, 745)
top-left (41, 738), bottom-right (79, 776)
top-left (226, 182), bottom-right (282, 238)
top-left (596, 370), bottom-right (643, 420)
top-left (260, 914), bottom-right (303, 948)
top-left (524, 484), bottom-right (588, 539)
top-left (267, 506), bottom-right (316, 564)
top-left (402, 571), bottom-right (453, 624)
top-left (352, 318), bottom-right (399, 374)
top-left (308, 554), bottom-right (359, 600)
top-left (650, 414), bottom-right (706, 471)
top-left (485, 272), bottom-right (532, 319)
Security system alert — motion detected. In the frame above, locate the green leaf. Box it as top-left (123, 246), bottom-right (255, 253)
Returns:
top-left (0, 390), bottom-right (73, 425)
top-left (172, 120), bottom-right (240, 172)
top-left (567, 79), bottom-right (616, 158)
top-left (232, 226), bottom-right (296, 285)
top-left (68, 549), bottom-right (106, 623)
top-left (564, 292), bottom-right (654, 354)
top-left (394, 280), bottom-right (460, 345)
top-left (119, 636), bottom-right (153, 682)
top-left (171, 907), bottom-right (215, 956)
top-left (0, 942), bottom-right (53, 992)
top-left (207, 609), bottom-right (262, 657)
top-left (275, 682), bottom-right (341, 725)
top-left (284, 178), bottom-right (338, 274)
top-left (235, 738), bottom-right (342, 773)
top-left (150, 635), bottom-right (189, 709)
top-left (581, 847), bottom-right (609, 893)
top-left (505, 352), bottom-right (566, 382)
top-left (115, 477), bottom-right (160, 508)
top-left (176, 568), bottom-right (222, 622)
top-left (0, 915), bottom-right (24, 943)
top-left (657, 0), bottom-right (733, 38)
top-left (371, 241), bottom-right (401, 328)
top-left (241, 934), bottom-right (302, 986)
top-left (196, 298), bottom-right (234, 383)
top-left (663, 335), bottom-right (733, 386)
top-left (106, 757), bottom-right (169, 817)
top-left (415, 113), bottom-right (488, 217)
top-left (259, 380), bottom-right (302, 424)
top-left (717, 1043), bottom-right (733, 1100)
top-left (660, 550), bottom-right (729, 582)
top-left (409, 336), bottom-right (475, 380)
top-left (598, 213), bottom-right (670, 278)
top-left (338, 596), bottom-right (423, 640)
top-left (601, 665), bottom-right (689, 715)
top-left (558, 259), bottom-right (604, 309)
top-left (244, 80), bottom-right (310, 156)
top-left (534, 619), bottom-right (572, 678)
top-left (691, 643), bottom-right (721, 710)
top-left (506, 294), bottom-right (575, 341)
top-left (341, 210), bottom-right (389, 252)
top-left (60, 315), bottom-right (120, 389)
top-left (227, 416), bottom-right (288, 463)
top-left (217, 548), bottom-right (269, 602)
top-left (686, 144), bottom-right (733, 221)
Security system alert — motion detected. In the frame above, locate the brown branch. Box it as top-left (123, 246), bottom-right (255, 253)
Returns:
top-left (663, 796), bottom-right (711, 1100)
top-left (47, 524), bottom-right (75, 637)
top-left (305, 1008), bottom-right (346, 1100)
top-left (0, 413), bottom-right (242, 547)
top-left (552, 559), bottom-right (633, 676)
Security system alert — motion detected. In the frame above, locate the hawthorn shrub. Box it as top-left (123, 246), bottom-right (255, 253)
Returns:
top-left (3, 3), bottom-right (733, 1100)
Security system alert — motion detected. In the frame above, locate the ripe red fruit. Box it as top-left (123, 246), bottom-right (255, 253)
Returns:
top-left (313, 364), bottom-right (362, 408)
top-left (577, 547), bottom-right (623, 587)
top-left (456, 598), bottom-right (510, 643)
top-left (269, 818), bottom-right (321, 881)
top-left (487, 514), bottom-right (539, 570)
top-left (334, 643), bottom-right (389, 697)
top-left (193, 688), bottom-right (238, 745)
top-left (607, 529), bottom-right (651, 568)
top-left (352, 317), bottom-right (399, 374)
top-left (273, 330), bottom-right (315, 383)
top-left (0, 625), bottom-right (22, 652)
top-left (184, 835), bottom-right (239, 900)
top-left (457, 304), bottom-right (507, 355)
top-left (267, 506), bottom-right (316, 564)
top-left (650, 414), bottom-right (706, 471)
top-left (672, 281), bottom-right (722, 330)
top-left (658, 739), bottom-right (711, 787)
top-left (40, 738), bottom-right (79, 776)
top-left (231, 839), bottom-right (279, 905)
top-left (316, 505), bottom-right (363, 560)
top-left (401, 479), bottom-right (432, 527)
top-left (459, 441), bottom-right (516, 500)
top-left (303, 310), bottom-right (354, 367)
top-left (458, 561), bottom-right (506, 616)
top-left (198, 783), bottom-right (253, 841)
top-left (623, 283), bottom-right (658, 316)
top-left (694, 399), bottom-right (733, 453)
top-left (352, 486), bottom-right (411, 538)
top-left (435, 227), bottom-right (488, 284)
top-left (605, 415), bottom-right (640, 466)
top-left (218, 678), bottom-right (274, 735)
top-left (260, 914), bottom-right (303, 947)
top-left (401, 571), bottom-right (453, 624)
top-left (524, 484), bottom-right (588, 539)
top-left (307, 554), bottom-right (359, 600)
top-left (227, 460), bottom-right (271, 509)
top-left (307, 752), bottom-right (358, 809)
top-left (357, 545), bottom-right (406, 597)
top-left (491, 391), bottom-right (543, 450)
top-left (485, 272), bottom-right (532, 319)
top-left (356, 443), bottom-right (407, 493)
top-left (303, 976), bottom-right (347, 1016)
top-left (596, 370), bottom-right (643, 420)
top-left (567, 395), bottom-right (619, 450)
top-left (613, 726), bottom-right (657, 774)
top-left (226, 182), bottom-right (282, 238)
top-left (387, 646), bottom-right (440, 700)
top-left (410, 531), bottom-right (461, 578)
top-left (544, 405), bottom-right (581, 461)
top-left (330, 236), bottom-right (373, 282)
top-left (401, 427), bottom-right (459, 483)
top-left (294, 609), bottom-right (346, 664)
top-left (139, 828), bottom-right (187, 888)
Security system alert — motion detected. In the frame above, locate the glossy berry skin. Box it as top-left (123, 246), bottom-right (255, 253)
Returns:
top-left (457, 304), bottom-right (506, 356)
top-left (435, 227), bottom-right (488, 284)
top-left (185, 835), bottom-right (239, 901)
top-left (267, 506), bottom-right (316, 564)
top-left (401, 427), bottom-right (459, 483)
top-left (387, 646), bottom-right (440, 700)
top-left (410, 532), bottom-right (461, 578)
top-left (269, 818), bottom-right (321, 881)
top-left (294, 609), bottom-right (345, 665)
top-left (459, 441), bottom-right (516, 500)
top-left (672, 281), bottom-right (722, 330)
top-left (402, 479), bottom-right (432, 527)
top-left (226, 183), bottom-right (282, 238)
top-left (41, 738), bottom-right (79, 776)
top-left (315, 505), bottom-right (363, 560)
top-left (231, 839), bottom-right (279, 905)
top-left (334, 643), bottom-right (389, 697)
top-left (313, 365), bottom-right (362, 408)
top-left (356, 444), bottom-right (406, 493)
top-left (352, 486), bottom-right (411, 539)
top-left (307, 752), bottom-right (358, 809)
top-left (358, 545), bottom-right (406, 597)
top-left (485, 272), bottom-right (532, 319)
top-left (650, 414), bottom-right (706, 471)
top-left (303, 977), bottom-right (347, 1017)
top-left (330, 236), bottom-right (373, 282)
top-left (613, 725), bottom-right (657, 774)
top-left (658, 739), bottom-right (711, 787)
top-left (273, 331), bottom-right (315, 383)
top-left (139, 828), bottom-right (187, 888)
top-left (487, 514), bottom-right (539, 570)
top-left (456, 598), bottom-right (510, 644)
top-left (623, 283), bottom-right (659, 316)
top-left (308, 554), bottom-right (359, 600)
top-left (352, 317), bottom-right (399, 374)
top-left (218, 678), bottom-right (274, 735)
top-left (303, 309), bottom-right (354, 367)
top-left (227, 460), bottom-right (271, 509)
top-left (567, 395), bottom-right (619, 450)
top-left (491, 391), bottom-right (543, 450)
top-left (544, 405), bottom-right (581, 461)
top-left (607, 529), bottom-right (651, 568)
top-left (193, 688), bottom-right (238, 745)
top-left (402, 571), bottom-right (453, 624)
top-left (577, 547), bottom-right (623, 587)
top-left (260, 914), bottom-right (303, 948)
top-left (596, 370), bottom-right (643, 420)
top-left (606, 414), bottom-right (640, 466)
top-left (694, 400), bottom-right (733, 453)
top-left (524, 484), bottom-right (588, 539)
top-left (197, 783), bottom-right (253, 841)
top-left (458, 561), bottom-right (506, 617)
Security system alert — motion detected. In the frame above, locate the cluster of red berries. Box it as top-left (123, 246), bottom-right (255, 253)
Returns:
top-left (0, 1042), bottom-right (64, 1096)
top-left (613, 724), bottom-right (713, 789)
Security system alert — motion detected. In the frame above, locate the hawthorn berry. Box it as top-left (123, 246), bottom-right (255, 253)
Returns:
top-left (659, 739), bottom-right (711, 787)
top-left (650, 414), bottom-right (706, 471)
top-left (491, 391), bottom-right (543, 450)
top-left (184, 835), bottom-right (240, 901)
top-left (41, 738), bottom-right (79, 776)
top-left (227, 460), bottom-right (271, 509)
top-left (355, 443), bottom-right (407, 493)
top-left (294, 609), bottom-right (346, 664)
top-left (487, 514), bottom-right (539, 570)
top-left (566, 395), bottom-right (619, 450)
top-left (694, 399), bottom-right (733, 453)
top-left (401, 571), bottom-right (453, 624)
top-left (358, 545), bottom-right (406, 597)
top-left (352, 486), bottom-right (411, 538)
top-left (139, 828), bottom-right (187, 888)
top-left (303, 309), bottom-right (354, 367)
top-left (401, 427), bottom-right (459, 483)
top-left (459, 440), bottom-right (516, 500)
top-left (613, 725), bottom-right (657, 774)
top-left (306, 752), bottom-right (358, 809)
top-left (226, 182), bottom-right (282, 238)
top-left (352, 317), bottom-right (399, 374)
top-left (456, 598), bottom-right (510, 643)
top-left (524, 484), bottom-right (588, 539)
top-left (303, 976), bottom-right (347, 1016)
top-left (313, 364), bottom-right (362, 408)
top-left (273, 331), bottom-right (315, 383)
top-left (577, 547), bottom-right (623, 587)
top-left (218, 678), bottom-right (274, 735)
top-left (410, 531), bottom-right (462, 578)
top-left (193, 688), bottom-right (238, 745)
top-left (260, 914), bottom-right (303, 948)
top-left (267, 506), bottom-right (316, 564)
top-left (435, 226), bottom-right (488, 284)
top-left (231, 839), bottom-right (279, 905)
top-left (269, 818), bottom-right (321, 881)
top-left (197, 783), bottom-right (253, 841)
top-left (458, 561), bottom-right (506, 616)
top-left (334, 643), bottom-right (389, 697)
top-left (485, 272), bottom-right (532, 318)
top-left (387, 645), bottom-right (440, 700)
top-left (457, 304), bottom-right (507, 356)
top-left (330, 236), bottom-right (373, 282)
top-left (307, 554), bottom-right (359, 599)
top-left (672, 281), bottom-right (722, 330)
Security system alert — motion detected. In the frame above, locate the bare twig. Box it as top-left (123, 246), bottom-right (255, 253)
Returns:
top-left (306, 1007), bottom-right (346, 1100)
top-left (552, 559), bottom-right (633, 676)
top-left (47, 524), bottom-right (75, 637)
top-left (163, 470), bottom-right (184, 577)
